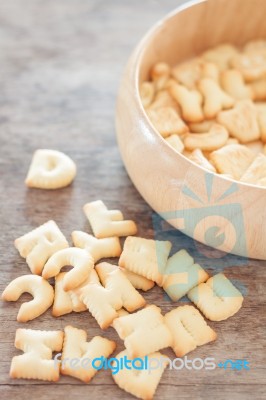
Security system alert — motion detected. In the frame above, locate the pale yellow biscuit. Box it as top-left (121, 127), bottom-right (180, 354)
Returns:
top-left (72, 230), bottom-right (121, 262)
top-left (162, 250), bottom-right (209, 301)
top-left (202, 44), bottom-right (239, 70)
top-left (198, 78), bottom-right (234, 119)
top-left (244, 39), bottom-right (266, 54)
top-left (79, 262), bottom-right (146, 329)
top-left (61, 325), bottom-right (116, 382)
top-left (200, 61), bottom-right (220, 82)
top-left (230, 51), bottom-right (266, 82)
top-left (171, 58), bottom-right (219, 89)
top-left (187, 273), bottom-right (243, 321)
top-left (249, 78), bottom-right (266, 101)
top-left (171, 58), bottom-right (202, 89)
top-left (150, 62), bottom-right (171, 92)
top-left (42, 247), bottom-right (94, 291)
top-left (147, 90), bottom-right (181, 114)
top-left (112, 305), bottom-right (172, 358)
top-left (119, 236), bottom-right (172, 286)
top-left (111, 308), bottom-right (129, 325)
top-left (210, 144), bottom-right (255, 180)
top-left (83, 200), bottom-right (137, 238)
top-left (78, 284), bottom-right (117, 330)
top-left (245, 140), bottom-right (264, 155)
top-left (189, 149), bottom-right (216, 172)
top-left (112, 350), bottom-right (169, 400)
top-left (140, 81), bottom-right (155, 108)
top-left (170, 83), bottom-right (204, 122)
top-left (240, 153), bottom-right (266, 187)
top-left (184, 124), bottom-right (229, 152)
top-left (94, 260), bottom-right (154, 291)
top-left (25, 149), bottom-right (76, 189)
top-left (165, 134), bottom-right (184, 153)
top-left (52, 271), bottom-right (100, 317)
top-left (164, 305), bottom-right (217, 357)
top-left (120, 269), bottom-right (155, 291)
top-left (221, 69), bottom-right (253, 100)
top-left (146, 106), bottom-right (188, 137)
top-left (217, 100), bottom-right (260, 143)
top-left (2, 275), bottom-right (54, 322)
top-left (164, 78), bottom-right (179, 90)
top-left (10, 328), bottom-right (64, 381)
top-left (188, 120), bottom-right (214, 133)
top-left (96, 262), bottom-right (147, 312)
top-left (225, 138), bottom-right (239, 145)
top-left (14, 220), bottom-right (68, 275)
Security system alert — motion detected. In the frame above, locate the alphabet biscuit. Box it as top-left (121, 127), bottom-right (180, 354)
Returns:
top-left (10, 328), bottom-right (64, 381)
top-left (2, 275), bottom-right (54, 322)
top-left (83, 200), bottom-right (137, 238)
top-left (25, 149), bottom-right (76, 189)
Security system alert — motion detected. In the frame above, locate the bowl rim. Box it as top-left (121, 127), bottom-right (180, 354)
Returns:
top-left (131, 0), bottom-right (266, 191)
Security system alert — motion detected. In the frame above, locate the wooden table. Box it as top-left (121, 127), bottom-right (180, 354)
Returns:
top-left (0, 1), bottom-right (265, 399)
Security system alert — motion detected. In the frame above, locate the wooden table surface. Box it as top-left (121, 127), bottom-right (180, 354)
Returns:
top-left (0, 0), bottom-right (265, 399)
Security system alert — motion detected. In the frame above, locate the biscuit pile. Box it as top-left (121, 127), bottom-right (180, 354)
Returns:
top-left (2, 198), bottom-right (244, 400)
top-left (140, 39), bottom-right (266, 187)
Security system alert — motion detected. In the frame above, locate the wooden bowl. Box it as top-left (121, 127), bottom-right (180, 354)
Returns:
top-left (116, 0), bottom-right (266, 260)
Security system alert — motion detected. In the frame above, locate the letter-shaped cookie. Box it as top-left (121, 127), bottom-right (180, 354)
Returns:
top-left (221, 69), bottom-right (252, 100)
top-left (165, 134), bottom-right (184, 153)
top-left (171, 58), bottom-right (219, 89)
top-left (52, 270), bottom-right (99, 317)
top-left (42, 247), bottom-right (94, 291)
top-left (120, 269), bottom-right (155, 291)
top-left (189, 149), bottom-right (216, 172)
top-left (96, 261), bottom-right (154, 291)
top-left (202, 44), bottom-right (239, 70)
top-left (150, 62), bottom-right (170, 91)
top-left (71, 230), bottom-right (121, 262)
top-left (119, 237), bottom-right (172, 286)
top-left (162, 250), bottom-right (209, 301)
top-left (2, 275), bottom-right (54, 322)
top-left (146, 106), bottom-right (188, 137)
top-left (10, 328), bottom-right (63, 381)
top-left (112, 350), bottom-right (169, 400)
top-left (112, 305), bottom-right (172, 358)
top-left (198, 78), bottom-right (235, 119)
top-left (217, 100), bottom-right (260, 143)
top-left (25, 149), bottom-right (76, 189)
top-left (170, 83), bottom-right (204, 122)
top-left (240, 153), bottom-right (266, 187)
top-left (83, 200), bottom-right (137, 238)
top-left (61, 325), bottom-right (116, 382)
top-left (210, 144), bottom-right (255, 180)
top-left (231, 51), bottom-right (266, 82)
top-left (187, 273), bottom-right (243, 321)
top-left (140, 81), bottom-right (155, 108)
top-left (14, 220), bottom-right (68, 275)
top-left (164, 305), bottom-right (217, 357)
top-left (184, 124), bottom-right (229, 152)
top-left (79, 262), bottom-right (146, 329)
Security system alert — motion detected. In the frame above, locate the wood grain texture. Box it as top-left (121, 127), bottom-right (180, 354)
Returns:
top-left (0, 0), bottom-right (265, 399)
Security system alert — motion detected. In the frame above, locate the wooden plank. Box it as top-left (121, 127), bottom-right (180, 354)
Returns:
top-left (1, 384), bottom-right (266, 400)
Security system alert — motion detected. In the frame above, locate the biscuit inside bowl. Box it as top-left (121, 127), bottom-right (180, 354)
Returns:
top-left (116, 0), bottom-right (266, 259)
